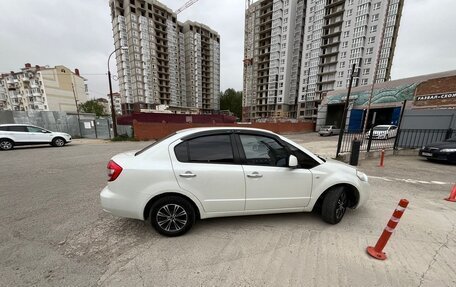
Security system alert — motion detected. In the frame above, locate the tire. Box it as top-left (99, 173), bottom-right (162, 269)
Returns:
top-left (150, 196), bottom-right (195, 237)
top-left (52, 137), bottom-right (66, 147)
top-left (0, 139), bottom-right (14, 151)
top-left (321, 186), bottom-right (348, 224)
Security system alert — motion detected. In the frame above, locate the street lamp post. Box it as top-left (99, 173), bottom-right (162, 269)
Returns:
top-left (107, 46), bottom-right (128, 138)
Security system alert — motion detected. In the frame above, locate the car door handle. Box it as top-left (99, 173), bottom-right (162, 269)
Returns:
top-left (180, 172), bottom-right (196, 178)
top-left (247, 172), bottom-right (263, 178)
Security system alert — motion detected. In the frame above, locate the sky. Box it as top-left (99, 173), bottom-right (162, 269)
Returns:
top-left (0, 0), bottom-right (455, 100)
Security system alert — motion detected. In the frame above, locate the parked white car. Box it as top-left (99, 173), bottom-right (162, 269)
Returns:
top-left (365, 125), bottom-right (398, 140)
top-left (100, 127), bottom-right (370, 236)
top-left (0, 124), bottom-right (72, 150)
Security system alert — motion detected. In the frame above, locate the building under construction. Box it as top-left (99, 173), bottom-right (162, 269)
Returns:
top-left (243, 0), bottom-right (404, 122)
top-left (109, 0), bottom-right (220, 115)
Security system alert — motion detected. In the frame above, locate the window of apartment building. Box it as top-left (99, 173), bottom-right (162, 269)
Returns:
top-left (350, 48), bottom-right (362, 58)
top-left (283, 26), bottom-right (287, 33)
top-left (370, 25), bottom-right (378, 33)
top-left (282, 43), bottom-right (286, 49)
top-left (339, 62), bottom-right (346, 68)
top-left (342, 41), bottom-right (348, 48)
top-left (368, 36), bottom-right (375, 44)
top-left (282, 35), bottom-right (287, 40)
top-left (281, 59), bottom-right (285, 64)
top-left (283, 17), bottom-right (288, 23)
top-left (352, 37), bottom-right (364, 48)
top-left (281, 51), bottom-right (286, 56)
top-left (337, 81), bottom-right (343, 87)
top-left (279, 90), bottom-right (283, 95)
top-left (346, 9), bottom-right (353, 17)
top-left (361, 78), bottom-right (369, 85)
top-left (364, 58), bottom-right (372, 65)
top-left (345, 20), bottom-right (351, 27)
top-left (363, 68), bottom-right (370, 75)
top-left (284, 9), bottom-right (289, 15)
top-left (338, 71), bottom-right (344, 78)
top-left (343, 31), bottom-right (350, 38)
top-left (284, 0), bottom-right (289, 6)
top-left (366, 47), bottom-right (374, 55)
top-left (372, 14), bottom-right (379, 22)
top-left (373, 2), bottom-right (381, 10)
top-left (280, 75), bottom-right (284, 80)
top-left (280, 67), bottom-right (285, 72)
top-left (348, 0), bottom-right (354, 5)
top-left (340, 51), bottom-right (347, 58)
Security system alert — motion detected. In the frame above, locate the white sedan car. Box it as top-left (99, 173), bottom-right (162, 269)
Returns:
top-left (0, 124), bottom-right (72, 150)
top-left (365, 125), bottom-right (398, 140)
top-left (101, 127), bottom-right (370, 236)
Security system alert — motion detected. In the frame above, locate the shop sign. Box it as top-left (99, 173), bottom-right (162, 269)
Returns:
top-left (416, 92), bottom-right (456, 101)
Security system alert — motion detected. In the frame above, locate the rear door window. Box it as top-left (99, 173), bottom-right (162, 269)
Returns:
top-left (7, 126), bottom-right (28, 132)
top-left (175, 134), bottom-right (234, 164)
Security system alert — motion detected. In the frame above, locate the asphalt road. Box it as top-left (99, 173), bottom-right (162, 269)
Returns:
top-left (0, 136), bottom-right (455, 287)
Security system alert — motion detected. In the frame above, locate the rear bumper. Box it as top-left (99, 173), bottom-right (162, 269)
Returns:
top-left (100, 186), bottom-right (144, 220)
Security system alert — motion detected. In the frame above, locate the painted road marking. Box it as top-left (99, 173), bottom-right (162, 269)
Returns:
top-left (369, 176), bottom-right (452, 185)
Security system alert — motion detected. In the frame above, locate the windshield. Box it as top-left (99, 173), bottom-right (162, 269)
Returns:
top-left (373, 126), bottom-right (389, 131)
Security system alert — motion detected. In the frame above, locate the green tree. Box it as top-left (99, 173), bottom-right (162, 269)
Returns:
top-left (220, 88), bottom-right (242, 119)
top-left (79, 100), bottom-right (106, 117)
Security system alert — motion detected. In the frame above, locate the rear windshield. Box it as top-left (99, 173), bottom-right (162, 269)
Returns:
top-left (134, 132), bottom-right (176, 156)
top-left (321, 126), bottom-right (331, 129)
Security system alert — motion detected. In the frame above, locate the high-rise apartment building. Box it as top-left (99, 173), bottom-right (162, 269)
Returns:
top-left (0, 64), bottom-right (88, 112)
top-left (243, 0), bottom-right (404, 121)
top-left (109, 0), bottom-right (220, 115)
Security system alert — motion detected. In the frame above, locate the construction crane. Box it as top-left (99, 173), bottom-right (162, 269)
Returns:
top-left (175, 0), bottom-right (199, 14)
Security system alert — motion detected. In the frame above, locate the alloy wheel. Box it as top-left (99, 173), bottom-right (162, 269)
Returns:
top-left (156, 204), bottom-right (188, 232)
top-left (335, 192), bottom-right (347, 220)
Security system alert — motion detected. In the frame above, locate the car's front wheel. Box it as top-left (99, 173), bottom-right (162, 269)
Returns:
top-left (321, 186), bottom-right (348, 224)
top-left (0, 139), bottom-right (14, 150)
top-left (150, 196), bottom-right (195, 237)
top-left (52, 137), bottom-right (66, 147)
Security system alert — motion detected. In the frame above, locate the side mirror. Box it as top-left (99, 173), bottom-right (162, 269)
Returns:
top-left (288, 155), bottom-right (298, 168)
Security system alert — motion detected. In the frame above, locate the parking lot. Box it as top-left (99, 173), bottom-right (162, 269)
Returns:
top-left (1, 135), bottom-right (455, 287)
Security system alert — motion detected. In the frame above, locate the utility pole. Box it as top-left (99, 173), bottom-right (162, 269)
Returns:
top-left (362, 0), bottom-right (392, 134)
top-left (71, 82), bottom-right (83, 138)
top-left (336, 64), bottom-right (358, 157)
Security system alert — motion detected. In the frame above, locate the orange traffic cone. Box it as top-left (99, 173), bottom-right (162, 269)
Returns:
top-left (445, 185), bottom-right (456, 202)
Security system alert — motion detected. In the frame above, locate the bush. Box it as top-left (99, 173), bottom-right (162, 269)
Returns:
top-left (111, 134), bottom-right (137, 141)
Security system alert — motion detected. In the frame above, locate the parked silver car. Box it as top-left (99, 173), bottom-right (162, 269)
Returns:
top-left (318, 125), bottom-right (340, 136)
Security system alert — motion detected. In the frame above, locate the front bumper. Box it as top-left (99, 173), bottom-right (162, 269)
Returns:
top-left (419, 150), bottom-right (456, 163)
top-left (356, 180), bottom-right (370, 208)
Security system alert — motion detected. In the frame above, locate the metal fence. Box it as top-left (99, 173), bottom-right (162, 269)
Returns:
top-left (338, 130), bottom-right (396, 154)
top-left (338, 128), bottom-right (455, 154)
top-left (395, 129), bottom-right (454, 149)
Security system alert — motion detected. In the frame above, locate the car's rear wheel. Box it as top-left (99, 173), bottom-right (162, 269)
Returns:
top-left (52, 137), bottom-right (66, 147)
top-left (0, 139), bottom-right (14, 150)
top-left (321, 186), bottom-right (348, 224)
top-left (150, 196), bottom-right (195, 237)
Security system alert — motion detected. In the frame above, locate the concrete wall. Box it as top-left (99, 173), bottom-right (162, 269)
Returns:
top-left (133, 121), bottom-right (314, 140)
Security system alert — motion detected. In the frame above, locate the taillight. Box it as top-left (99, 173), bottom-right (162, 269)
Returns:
top-left (107, 160), bottom-right (123, 182)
